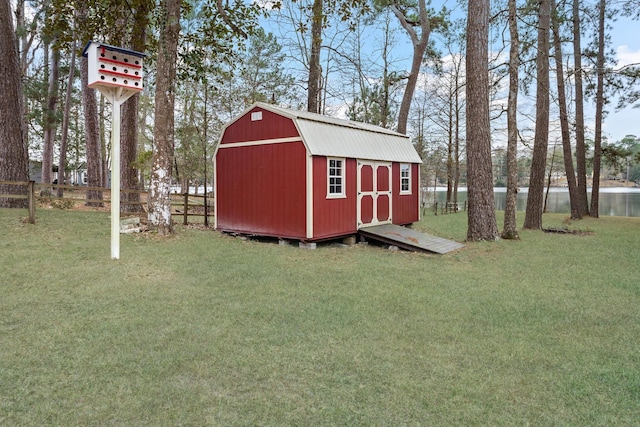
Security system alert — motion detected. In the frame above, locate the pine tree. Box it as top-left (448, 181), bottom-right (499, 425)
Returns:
top-left (0, 0), bottom-right (29, 208)
top-left (466, 0), bottom-right (499, 241)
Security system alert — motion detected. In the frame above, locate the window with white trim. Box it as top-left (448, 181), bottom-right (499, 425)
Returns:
top-left (400, 163), bottom-right (411, 194)
top-left (327, 158), bottom-right (345, 197)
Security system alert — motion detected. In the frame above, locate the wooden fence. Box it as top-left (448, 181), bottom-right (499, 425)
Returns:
top-left (0, 180), bottom-right (213, 225)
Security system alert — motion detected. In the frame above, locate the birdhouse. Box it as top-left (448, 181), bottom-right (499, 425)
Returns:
top-left (82, 41), bottom-right (145, 94)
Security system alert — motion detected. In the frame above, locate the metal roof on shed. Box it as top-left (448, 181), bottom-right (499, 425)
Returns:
top-left (248, 102), bottom-right (422, 164)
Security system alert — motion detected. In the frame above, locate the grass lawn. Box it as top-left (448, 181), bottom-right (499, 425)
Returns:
top-left (1, 208), bottom-right (639, 425)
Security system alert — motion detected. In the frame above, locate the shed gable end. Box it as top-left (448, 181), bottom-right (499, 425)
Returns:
top-left (221, 107), bottom-right (299, 144)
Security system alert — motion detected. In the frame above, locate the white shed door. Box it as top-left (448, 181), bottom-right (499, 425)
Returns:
top-left (357, 161), bottom-right (392, 228)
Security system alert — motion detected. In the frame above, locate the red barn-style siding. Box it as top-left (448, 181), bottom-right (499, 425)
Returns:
top-left (392, 163), bottom-right (420, 225)
top-left (221, 108), bottom-right (298, 144)
top-left (312, 157), bottom-right (357, 239)
top-left (216, 141), bottom-right (307, 238)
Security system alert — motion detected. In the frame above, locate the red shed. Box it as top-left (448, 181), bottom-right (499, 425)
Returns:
top-left (213, 102), bottom-right (423, 242)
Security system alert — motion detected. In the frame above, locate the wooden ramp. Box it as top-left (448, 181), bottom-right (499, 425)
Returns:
top-left (359, 224), bottom-right (464, 254)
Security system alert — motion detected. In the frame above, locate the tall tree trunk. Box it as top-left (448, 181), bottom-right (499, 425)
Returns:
top-left (392, 0), bottom-right (431, 135)
top-left (573, 0), bottom-right (589, 216)
top-left (380, 17), bottom-right (392, 128)
top-left (0, 0), bottom-right (29, 208)
top-left (454, 60), bottom-right (462, 207)
top-left (78, 3), bottom-right (103, 206)
top-left (454, 123), bottom-right (460, 206)
top-left (446, 97), bottom-right (453, 205)
top-left (57, 39), bottom-right (76, 198)
top-left (42, 39), bottom-right (50, 179)
top-left (42, 46), bottom-right (60, 188)
top-left (100, 95), bottom-right (108, 188)
top-left (307, 0), bottom-right (322, 113)
top-left (502, 0), bottom-right (519, 239)
top-left (551, 0), bottom-right (581, 219)
top-left (121, 1), bottom-right (151, 213)
top-left (523, 0), bottom-right (551, 230)
top-left (81, 54), bottom-right (103, 206)
top-left (15, 0), bottom-right (30, 164)
top-left (148, 0), bottom-right (180, 235)
top-left (202, 83), bottom-right (210, 227)
top-left (121, 95), bottom-right (142, 212)
top-left (590, 0), bottom-right (606, 218)
top-left (543, 142), bottom-right (557, 213)
top-left (466, 0), bottom-right (499, 241)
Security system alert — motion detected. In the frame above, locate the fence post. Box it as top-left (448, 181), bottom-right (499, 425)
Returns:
top-left (183, 192), bottom-right (188, 225)
top-left (27, 181), bottom-right (36, 224)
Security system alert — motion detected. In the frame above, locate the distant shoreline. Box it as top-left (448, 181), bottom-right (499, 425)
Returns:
top-left (428, 179), bottom-right (639, 192)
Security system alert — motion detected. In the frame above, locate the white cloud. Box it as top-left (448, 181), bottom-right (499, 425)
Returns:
top-left (616, 45), bottom-right (640, 67)
top-left (253, 0), bottom-right (277, 10)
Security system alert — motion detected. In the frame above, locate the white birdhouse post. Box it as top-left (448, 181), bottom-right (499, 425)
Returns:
top-left (83, 41), bottom-right (146, 259)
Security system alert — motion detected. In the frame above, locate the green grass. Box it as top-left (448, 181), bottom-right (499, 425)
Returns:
top-left (1, 208), bottom-right (639, 425)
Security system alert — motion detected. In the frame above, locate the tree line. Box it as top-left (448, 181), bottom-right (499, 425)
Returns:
top-left (1, 0), bottom-right (638, 239)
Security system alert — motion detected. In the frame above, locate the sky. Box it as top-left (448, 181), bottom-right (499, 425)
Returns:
top-left (262, 2), bottom-right (640, 145)
top-left (438, 2), bottom-right (640, 144)
top-left (600, 17), bottom-right (640, 143)
top-left (435, 11), bottom-right (640, 145)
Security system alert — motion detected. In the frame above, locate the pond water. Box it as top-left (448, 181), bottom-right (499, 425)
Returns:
top-left (431, 187), bottom-right (640, 217)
